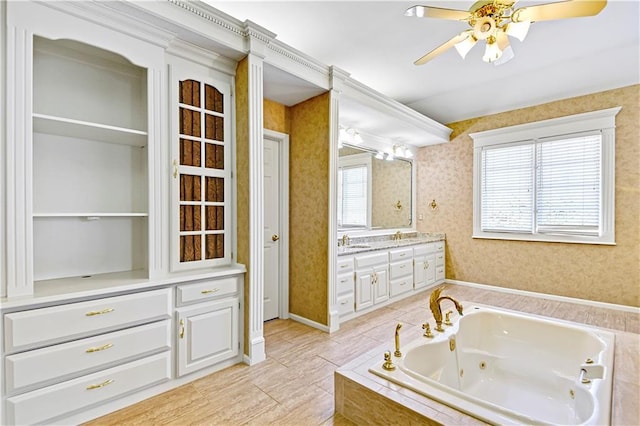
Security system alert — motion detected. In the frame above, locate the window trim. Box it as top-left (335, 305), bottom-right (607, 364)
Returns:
top-left (471, 107), bottom-right (620, 245)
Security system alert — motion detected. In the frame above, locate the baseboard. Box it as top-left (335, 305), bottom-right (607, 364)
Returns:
top-left (446, 279), bottom-right (640, 314)
top-left (289, 313), bottom-right (330, 332)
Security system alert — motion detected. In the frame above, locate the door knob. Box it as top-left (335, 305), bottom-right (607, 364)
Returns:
top-left (272, 234), bottom-right (279, 241)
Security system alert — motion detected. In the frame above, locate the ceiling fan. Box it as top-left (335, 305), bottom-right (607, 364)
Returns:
top-left (405, 0), bottom-right (607, 66)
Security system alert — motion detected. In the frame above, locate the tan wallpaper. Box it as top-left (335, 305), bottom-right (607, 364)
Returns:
top-left (264, 98), bottom-right (290, 134)
top-left (234, 58), bottom-right (250, 354)
top-left (372, 158), bottom-right (412, 229)
top-left (289, 92), bottom-right (330, 324)
top-left (416, 84), bottom-right (640, 307)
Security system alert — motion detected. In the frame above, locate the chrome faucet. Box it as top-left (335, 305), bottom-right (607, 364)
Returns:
top-left (341, 234), bottom-right (350, 247)
top-left (429, 286), bottom-right (463, 332)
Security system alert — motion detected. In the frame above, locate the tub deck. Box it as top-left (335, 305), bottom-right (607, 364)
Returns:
top-left (335, 293), bottom-right (638, 425)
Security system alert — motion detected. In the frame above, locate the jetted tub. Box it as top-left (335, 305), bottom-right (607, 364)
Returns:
top-left (369, 304), bottom-right (615, 425)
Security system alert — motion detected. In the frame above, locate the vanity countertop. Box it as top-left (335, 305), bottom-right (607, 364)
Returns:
top-left (337, 232), bottom-right (445, 256)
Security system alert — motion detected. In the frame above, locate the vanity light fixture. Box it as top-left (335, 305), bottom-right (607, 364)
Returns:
top-left (375, 151), bottom-right (385, 160)
top-left (392, 144), bottom-right (414, 159)
top-left (339, 126), bottom-right (363, 145)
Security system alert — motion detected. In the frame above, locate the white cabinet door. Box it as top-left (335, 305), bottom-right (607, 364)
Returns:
top-left (355, 270), bottom-right (374, 311)
top-left (373, 266), bottom-right (389, 305)
top-left (414, 253), bottom-right (436, 289)
top-left (175, 298), bottom-right (239, 377)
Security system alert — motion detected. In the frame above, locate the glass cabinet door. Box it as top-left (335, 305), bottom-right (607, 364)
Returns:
top-left (172, 73), bottom-right (231, 270)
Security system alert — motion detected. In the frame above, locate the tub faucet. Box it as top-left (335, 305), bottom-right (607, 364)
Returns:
top-left (429, 286), bottom-right (463, 332)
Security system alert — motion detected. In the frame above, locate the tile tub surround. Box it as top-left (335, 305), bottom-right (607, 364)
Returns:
top-left (86, 284), bottom-right (638, 425)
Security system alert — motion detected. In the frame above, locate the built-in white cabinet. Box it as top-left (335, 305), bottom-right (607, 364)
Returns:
top-left (355, 251), bottom-right (389, 310)
top-left (169, 58), bottom-right (232, 271)
top-left (175, 276), bottom-right (241, 377)
top-left (3, 289), bottom-right (172, 425)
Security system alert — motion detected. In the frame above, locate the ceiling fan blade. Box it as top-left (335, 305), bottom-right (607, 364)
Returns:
top-left (414, 31), bottom-right (472, 65)
top-left (512, 0), bottom-right (607, 22)
top-left (405, 5), bottom-right (470, 21)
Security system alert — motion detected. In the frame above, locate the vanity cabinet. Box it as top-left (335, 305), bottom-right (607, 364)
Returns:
top-left (175, 276), bottom-right (241, 377)
top-left (354, 252), bottom-right (389, 311)
top-left (336, 257), bottom-right (355, 316)
top-left (3, 289), bottom-right (172, 425)
top-left (413, 244), bottom-right (436, 289)
top-left (434, 242), bottom-right (446, 283)
top-left (389, 247), bottom-right (414, 297)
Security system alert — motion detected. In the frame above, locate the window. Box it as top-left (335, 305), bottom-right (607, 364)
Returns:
top-left (472, 107), bottom-right (620, 244)
top-left (338, 153), bottom-right (372, 229)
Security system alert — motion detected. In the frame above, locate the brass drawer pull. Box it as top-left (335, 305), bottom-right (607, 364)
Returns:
top-left (201, 288), bottom-right (219, 294)
top-left (86, 379), bottom-right (114, 390)
top-left (399, 253), bottom-right (406, 257)
top-left (340, 264), bottom-right (349, 269)
top-left (85, 308), bottom-right (114, 317)
top-left (340, 300), bottom-right (349, 305)
top-left (85, 343), bottom-right (114, 353)
top-left (179, 319), bottom-right (185, 339)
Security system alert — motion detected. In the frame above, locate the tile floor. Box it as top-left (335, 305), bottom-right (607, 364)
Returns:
top-left (87, 283), bottom-right (639, 425)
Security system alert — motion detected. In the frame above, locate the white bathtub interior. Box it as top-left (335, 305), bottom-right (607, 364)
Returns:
top-left (369, 304), bottom-right (615, 426)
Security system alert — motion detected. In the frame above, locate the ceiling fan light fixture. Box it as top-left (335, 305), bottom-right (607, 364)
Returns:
top-left (505, 19), bottom-right (531, 42)
top-left (482, 37), bottom-right (502, 63)
top-left (492, 45), bottom-right (514, 66)
top-left (473, 16), bottom-right (496, 40)
top-left (454, 33), bottom-right (478, 59)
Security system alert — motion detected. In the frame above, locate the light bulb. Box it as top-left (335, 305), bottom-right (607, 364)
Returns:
top-left (454, 34), bottom-right (478, 59)
top-left (353, 132), bottom-right (363, 144)
top-left (482, 38), bottom-right (502, 63)
top-left (375, 151), bottom-right (384, 160)
top-left (506, 20), bottom-right (531, 42)
top-left (386, 153), bottom-right (394, 161)
top-left (405, 149), bottom-right (413, 158)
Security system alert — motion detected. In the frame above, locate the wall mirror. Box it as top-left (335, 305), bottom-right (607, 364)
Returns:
top-left (338, 144), bottom-right (413, 232)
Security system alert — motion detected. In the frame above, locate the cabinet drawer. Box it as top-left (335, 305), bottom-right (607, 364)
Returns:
top-left (337, 257), bottom-right (354, 274)
top-left (176, 276), bottom-right (240, 306)
top-left (337, 294), bottom-right (354, 316)
top-left (435, 242), bottom-right (445, 252)
top-left (436, 266), bottom-right (445, 281)
top-left (355, 252), bottom-right (387, 269)
top-left (6, 352), bottom-right (171, 425)
top-left (389, 259), bottom-right (413, 280)
top-left (389, 247), bottom-right (412, 262)
top-left (4, 289), bottom-right (171, 353)
top-left (5, 320), bottom-right (171, 395)
top-left (413, 243), bottom-right (434, 257)
top-left (390, 278), bottom-right (413, 297)
top-left (336, 272), bottom-right (354, 296)
top-left (436, 252), bottom-right (445, 266)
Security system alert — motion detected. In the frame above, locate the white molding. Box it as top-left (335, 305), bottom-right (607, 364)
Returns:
top-left (289, 313), bottom-right (331, 333)
top-left (263, 129), bottom-right (290, 320)
top-left (165, 39), bottom-right (236, 76)
top-left (328, 89), bottom-right (340, 333)
top-left (446, 279), bottom-right (640, 314)
top-left (246, 52), bottom-right (266, 365)
top-left (470, 107), bottom-right (622, 147)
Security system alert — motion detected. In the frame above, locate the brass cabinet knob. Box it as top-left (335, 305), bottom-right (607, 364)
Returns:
top-left (272, 234), bottom-right (279, 241)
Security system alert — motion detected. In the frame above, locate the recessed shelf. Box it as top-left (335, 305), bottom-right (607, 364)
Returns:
top-left (33, 113), bottom-right (147, 147)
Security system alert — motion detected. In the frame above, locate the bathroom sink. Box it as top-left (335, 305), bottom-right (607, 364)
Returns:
top-left (350, 244), bottom-right (371, 248)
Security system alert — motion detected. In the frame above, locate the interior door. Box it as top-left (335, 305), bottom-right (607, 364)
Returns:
top-left (263, 137), bottom-right (280, 321)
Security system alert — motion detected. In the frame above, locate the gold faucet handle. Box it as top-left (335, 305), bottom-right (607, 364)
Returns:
top-left (382, 351), bottom-right (396, 371)
top-left (444, 310), bottom-right (453, 326)
top-left (422, 323), bottom-right (434, 338)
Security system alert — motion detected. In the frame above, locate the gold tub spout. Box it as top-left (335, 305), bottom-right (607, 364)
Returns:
top-left (429, 286), bottom-right (464, 332)
top-left (394, 323), bottom-right (403, 357)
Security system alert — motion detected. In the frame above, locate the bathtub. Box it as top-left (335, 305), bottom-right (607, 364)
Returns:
top-left (369, 304), bottom-right (615, 425)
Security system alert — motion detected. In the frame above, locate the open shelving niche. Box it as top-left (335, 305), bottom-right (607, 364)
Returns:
top-left (31, 36), bottom-right (150, 289)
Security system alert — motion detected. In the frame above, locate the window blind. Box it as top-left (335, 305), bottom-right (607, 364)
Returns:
top-left (338, 165), bottom-right (368, 227)
top-left (536, 134), bottom-right (601, 235)
top-left (481, 144), bottom-right (534, 233)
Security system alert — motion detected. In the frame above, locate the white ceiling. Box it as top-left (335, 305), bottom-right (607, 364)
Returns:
top-left (206, 1), bottom-right (639, 125)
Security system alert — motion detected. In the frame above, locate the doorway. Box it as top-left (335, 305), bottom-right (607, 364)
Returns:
top-left (263, 129), bottom-right (289, 322)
